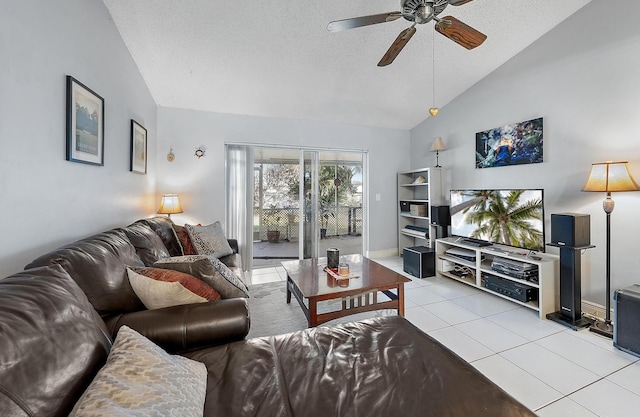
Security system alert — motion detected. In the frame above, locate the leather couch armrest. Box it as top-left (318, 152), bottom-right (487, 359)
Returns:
top-left (105, 298), bottom-right (250, 353)
top-left (227, 239), bottom-right (239, 253)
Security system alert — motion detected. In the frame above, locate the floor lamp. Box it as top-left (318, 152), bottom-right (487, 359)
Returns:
top-left (582, 161), bottom-right (639, 338)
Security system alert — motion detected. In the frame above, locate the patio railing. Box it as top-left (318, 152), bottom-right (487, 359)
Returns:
top-left (255, 206), bottom-right (362, 241)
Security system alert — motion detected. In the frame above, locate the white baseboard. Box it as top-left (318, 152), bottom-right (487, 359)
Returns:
top-left (581, 300), bottom-right (613, 322)
top-left (367, 248), bottom-right (398, 259)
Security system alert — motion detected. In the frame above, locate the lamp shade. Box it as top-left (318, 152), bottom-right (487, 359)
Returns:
top-left (582, 161), bottom-right (640, 192)
top-left (431, 137), bottom-right (446, 152)
top-left (157, 194), bottom-right (183, 215)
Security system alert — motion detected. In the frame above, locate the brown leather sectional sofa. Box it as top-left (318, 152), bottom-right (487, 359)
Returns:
top-left (0, 217), bottom-right (536, 417)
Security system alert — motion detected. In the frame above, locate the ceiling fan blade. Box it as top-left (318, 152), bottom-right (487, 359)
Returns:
top-left (448, 0), bottom-right (475, 5)
top-left (377, 27), bottom-right (417, 67)
top-left (435, 16), bottom-right (487, 50)
top-left (327, 12), bottom-right (402, 32)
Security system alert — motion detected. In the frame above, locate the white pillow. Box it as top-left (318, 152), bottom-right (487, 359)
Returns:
top-left (69, 326), bottom-right (207, 417)
top-left (127, 267), bottom-right (209, 310)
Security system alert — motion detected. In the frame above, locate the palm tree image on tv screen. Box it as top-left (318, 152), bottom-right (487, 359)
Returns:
top-left (450, 190), bottom-right (544, 251)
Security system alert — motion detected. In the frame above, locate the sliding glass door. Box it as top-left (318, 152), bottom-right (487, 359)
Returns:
top-left (227, 144), bottom-right (367, 270)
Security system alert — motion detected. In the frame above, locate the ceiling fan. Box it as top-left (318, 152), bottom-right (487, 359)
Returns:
top-left (327, 0), bottom-right (487, 67)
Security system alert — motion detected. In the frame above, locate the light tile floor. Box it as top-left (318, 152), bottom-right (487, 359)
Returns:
top-left (250, 256), bottom-right (640, 417)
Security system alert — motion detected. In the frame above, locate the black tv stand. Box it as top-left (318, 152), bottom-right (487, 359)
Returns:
top-left (459, 238), bottom-right (492, 247)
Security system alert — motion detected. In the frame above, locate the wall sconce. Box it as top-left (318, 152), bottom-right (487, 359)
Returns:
top-left (194, 145), bottom-right (207, 158)
top-left (431, 137), bottom-right (447, 168)
top-left (157, 194), bottom-right (183, 218)
top-left (582, 161), bottom-right (639, 338)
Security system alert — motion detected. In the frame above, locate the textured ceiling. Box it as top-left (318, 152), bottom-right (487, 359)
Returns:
top-left (103, 0), bottom-right (591, 130)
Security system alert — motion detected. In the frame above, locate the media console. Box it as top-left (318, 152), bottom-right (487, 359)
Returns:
top-left (435, 237), bottom-right (559, 319)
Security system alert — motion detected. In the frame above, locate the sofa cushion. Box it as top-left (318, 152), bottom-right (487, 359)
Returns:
top-left (0, 265), bottom-right (112, 417)
top-left (174, 224), bottom-right (198, 255)
top-left (127, 267), bottom-right (221, 309)
top-left (154, 255), bottom-right (249, 299)
top-left (122, 222), bottom-right (170, 266)
top-left (185, 221), bottom-right (234, 258)
top-left (185, 316), bottom-right (537, 417)
top-left (24, 229), bottom-right (145, 316)
top-left (69, 326), bottom-right (207, 417)
top-left (135, 216), bottom-right (183, 257)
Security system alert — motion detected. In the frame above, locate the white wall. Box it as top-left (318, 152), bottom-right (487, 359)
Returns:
top-left (156, 108), bottom-right (410, 254)
top-left (0, 0), bottom-right (157, 277)
top-left (410, 0), bottom-right (640, 306)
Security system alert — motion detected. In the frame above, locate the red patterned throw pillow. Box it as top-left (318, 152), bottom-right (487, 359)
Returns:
top-left (127, 267), bottom-right (221, 310)
top-left (173, 225), bottom-right (198, 255)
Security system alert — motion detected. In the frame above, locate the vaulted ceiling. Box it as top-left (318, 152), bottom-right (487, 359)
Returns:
top-left (103, 0), bottom-right (591, 130)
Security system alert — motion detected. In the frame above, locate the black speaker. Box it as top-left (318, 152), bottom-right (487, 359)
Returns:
top-left (546, 246), bottom-right (595, 329)
top-left (559, 248), bottom-right (582, 321)
top-left (551, 213), bottom-right (590, 247)
top-left (430, 205), bottom-right (450, 226)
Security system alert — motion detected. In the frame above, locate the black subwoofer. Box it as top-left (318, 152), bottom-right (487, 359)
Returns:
top-left (403, 246), bottom-right (435, 278)
top-left (614, 284), bottom-right (640, 357)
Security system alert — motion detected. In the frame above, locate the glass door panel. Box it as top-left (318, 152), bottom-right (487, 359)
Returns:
top-left (252, 147), bottom-right (301, 268)
top-left (317, 151), bottom-right (364, 258)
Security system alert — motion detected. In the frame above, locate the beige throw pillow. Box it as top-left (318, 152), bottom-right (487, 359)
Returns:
top-left (185, 221), bottom-right (234, 258)
top-left (69, 325), bottom-right (207, 417)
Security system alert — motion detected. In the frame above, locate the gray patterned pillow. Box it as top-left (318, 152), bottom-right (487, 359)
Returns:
top-left (185, 221), bottom-right (234, 258)
top-left (154, 255), bottom-right (249, 298)
top-left (69, 326), bottom-right (206, 417)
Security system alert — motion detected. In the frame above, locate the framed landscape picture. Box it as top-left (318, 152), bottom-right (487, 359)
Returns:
top-left (475, 117), bottom-right (543, 169)
top-left (130, 120), bottom-right (147, 174)
top-left (66, 76), bottom-right (104, 166)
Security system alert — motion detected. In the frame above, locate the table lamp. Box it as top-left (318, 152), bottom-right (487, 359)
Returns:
top-left (431, 137), bottom-right (446, 168)
top-left (157, 194), bottom-right (183, 218)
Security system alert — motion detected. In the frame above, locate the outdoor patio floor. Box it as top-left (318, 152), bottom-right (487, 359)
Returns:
top-left (252, 235), bottom-right (362, 268)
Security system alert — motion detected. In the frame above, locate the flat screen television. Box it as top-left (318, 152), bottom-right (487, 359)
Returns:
top-left (449, 189), bottom-right (545, 252)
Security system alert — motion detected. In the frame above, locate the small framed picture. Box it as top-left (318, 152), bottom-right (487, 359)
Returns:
top-left (66, 76), bottom-right (104, 166)
top-left (130, 120), bottom-right (147, 174)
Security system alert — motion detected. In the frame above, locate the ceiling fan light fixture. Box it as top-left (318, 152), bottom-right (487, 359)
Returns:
top-left (415, 4), bottom-right (435, 24)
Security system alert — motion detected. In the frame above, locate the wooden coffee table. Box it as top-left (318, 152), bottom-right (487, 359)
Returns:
top-left (282, 254), bottom-right (411, 327)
